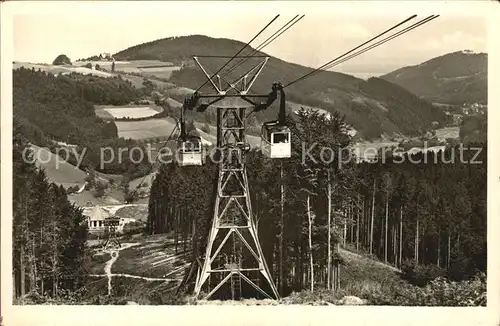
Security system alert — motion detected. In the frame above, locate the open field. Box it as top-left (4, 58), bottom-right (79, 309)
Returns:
top-left (75, 60), bottom-right (180, 79)
top-left (115, 117), bottom-right (214, 146)
top-left (434, 126), bottom-right (460, 140)
top-left (139, 66), bottom-right (181, 79)
top-left (193, 122), bottom-right (260, 148)
top-left (68, 189), bottom-right (124, 207)
top-left (115, 118), bottom-right (177, 140)
top-left (14, 60), bottom-right (179, 83)
top-left (95, 105), bottom-right (162, 120)
top-left (118, 73), bottom-right (174, 90)
top-left (30, 145), bottom-right (87, 188)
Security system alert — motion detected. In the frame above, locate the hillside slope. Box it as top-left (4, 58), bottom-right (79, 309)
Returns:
top-left (381, 50), bottom-right (487, 105)
top-left (115, 35), bottom-right (446, 139)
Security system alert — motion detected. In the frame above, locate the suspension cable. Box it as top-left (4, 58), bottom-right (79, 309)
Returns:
top-left (283, 14), bottom-right (418, 88)
top-left (221, 15), bottom-right (305, 82)
top-left (310, 15), bottom-right (439, 81)
top-left (195, 14), bottom-right (280, 92)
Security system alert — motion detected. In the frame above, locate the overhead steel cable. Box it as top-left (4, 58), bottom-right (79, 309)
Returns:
top-left (195, 14), bottom-right (280, 92)
top-left (220, 14), bottom-right (305, 83)
top-left (283, 14), bottom-right (418, 89)
top-left (309, 15), bottom-right (439, 81)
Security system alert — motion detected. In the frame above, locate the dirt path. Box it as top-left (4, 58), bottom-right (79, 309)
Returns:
top-left (89, 273), bottom-right (179, 282)
top-left (102, 243), bottom-right (139, 295)
top-left (339, 248), bottom-right (402, 273)
top-left (99, 242), bottom-right (186, 295)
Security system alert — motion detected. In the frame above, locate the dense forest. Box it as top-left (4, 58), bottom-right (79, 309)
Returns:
top-left (459, 114), bottom-right (487, 144)
top-left (115, 35), bottom-right (446, 139)
top-left (147, 108), bottom-right (486, 298)
top-left (12, 126), bottom-right (88, 301)
top-left (13, 68), bottom-right (151, 176)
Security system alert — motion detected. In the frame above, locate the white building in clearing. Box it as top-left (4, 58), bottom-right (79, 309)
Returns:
top-left (83, 205), bottom-right (137, 233)
top-left (83, 205), bottom-right (110, 233)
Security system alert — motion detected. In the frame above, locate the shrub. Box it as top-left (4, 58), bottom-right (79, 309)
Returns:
top-left (53, 54), bottom-right (71, 66)
top-left (66, 185), bottom-right (80, 194)
top-left (367, 273), bottom-right (486, 306)
top-left (124, 190), bottom-right (138, 203)
top-left (94, 181), bottom-right (108, 198)
top-left (201, 123), bottom-right (211, 134)
top-left (122, 221), bottom-right (145, 236)
top-left (280, 289), bottom-right (336, 305)
top-left (401, 261), bottom-right (447, 286)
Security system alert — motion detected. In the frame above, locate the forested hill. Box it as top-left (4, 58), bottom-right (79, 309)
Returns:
top-left (13, 68), bottom-right (151, 176)
top-left (115, 35), bottom-right (446, 139)
top-left (381, 51), bottom-right (487, 105)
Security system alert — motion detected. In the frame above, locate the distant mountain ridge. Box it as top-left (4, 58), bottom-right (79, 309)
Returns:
top-left (381, 50), bottom-right (487, 105)
top-left (115, 35), bottom-right (446, 139)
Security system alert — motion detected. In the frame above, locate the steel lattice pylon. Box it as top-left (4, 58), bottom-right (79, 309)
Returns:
top-left (194, 106), bottom-right (279, 300)
top-left (176, 55), bottom-right (279, 300)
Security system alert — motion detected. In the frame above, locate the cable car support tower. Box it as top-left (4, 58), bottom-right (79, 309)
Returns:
top-left (185, 55), bottom-right (281, 300)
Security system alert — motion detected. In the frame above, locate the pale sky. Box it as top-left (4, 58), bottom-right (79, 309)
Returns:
top-left (10, 2), bottom-right (488, 74)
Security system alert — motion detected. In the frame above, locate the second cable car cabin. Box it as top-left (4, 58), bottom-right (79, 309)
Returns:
top-left (177, 135), bottom-right (203, 166)
top-left (260, 82), bottom-right (291, 159)
top-left (261, 122), bottom-right (291, 158)
top-left (176, 104), bottom-right (203, 166)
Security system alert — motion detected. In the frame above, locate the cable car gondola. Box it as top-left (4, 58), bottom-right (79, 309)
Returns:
top-left (177, 135), bottom-right (203, 166)
top-left (260, 82), bottom-right (291, 159)
top-left (177, 105), bottom-right (203, 166)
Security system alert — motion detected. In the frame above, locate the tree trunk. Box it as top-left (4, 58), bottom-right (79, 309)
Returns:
top-left (343, 219), bottom-right (347, 248)
top-left (174, 207), bottom-right (179, 254)
top-left (279, 162), bottom-right (284, 294)
top-left (52, 218), bottom-right (58, 297)
top-left (392, 225), bottom-right (396, 265)
top-left (421, 233), bottom-right (426, 264)
top-left (385, 194), bottom-right (388, 263)
top-left (21, 194), bottom-right (29, 297)
top-left (20, 242), bottom-right (26, 297)
top-left (307, 195), bottom-right (314, 292)
top-left (370, 179), bottom-right (376, 255)
top-left (399, 207), bottom-right (403, 268)
top-left (415, 215), bottom-right (419, 264)
top-left (327, 174), bottom-right (332, 291)
top-left (335, 243), bottom-right (341, 291)
top-left (356, 194), bottom-right (360, 253)
top-left (380, 216), bottom-right (384, 256)
top-left (183, 208), bottom-right (187, 253)
top-left (350, 205), bottom-right (354, 244)
top-left (447, 231), bottom-right (451, 269)
top-left (30, 238), bottom-right (37, 294)
top-left (437, 227), bottom-right (441, 267)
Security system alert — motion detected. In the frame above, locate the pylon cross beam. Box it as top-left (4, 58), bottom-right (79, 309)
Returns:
top-left (193, 56), bottom-right (269, 95)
